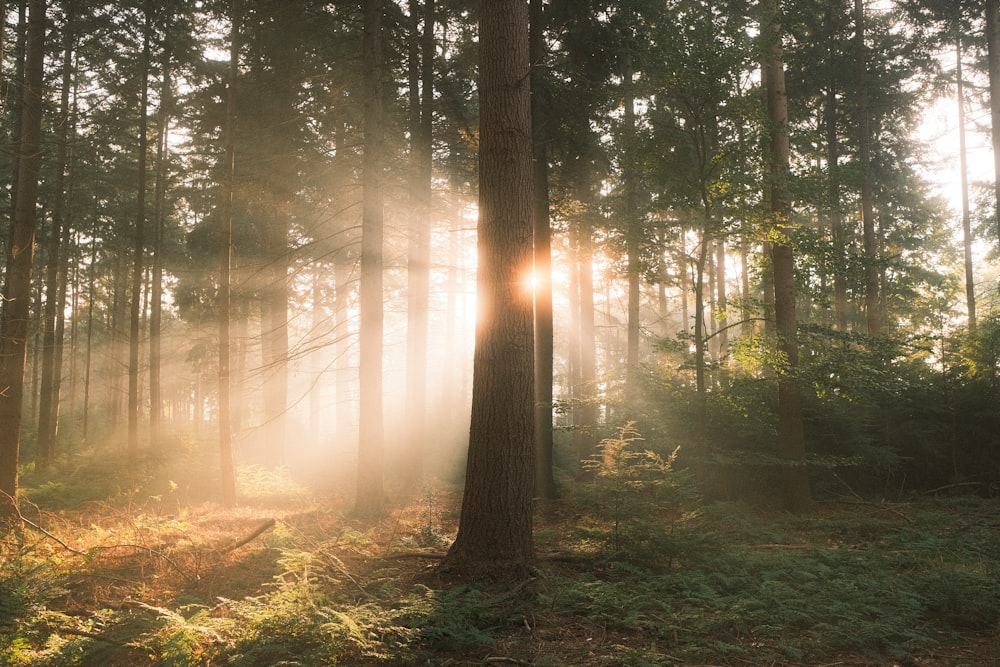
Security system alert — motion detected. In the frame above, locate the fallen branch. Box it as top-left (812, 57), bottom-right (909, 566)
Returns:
top-left (217, 518), bottom-right (276, 554)
top-left (0, 490), bottom-right (85, 554)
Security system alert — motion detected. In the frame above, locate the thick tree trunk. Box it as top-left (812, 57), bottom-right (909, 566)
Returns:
top-left (441, 0), bottom-right (535, 580)
top-left (762, 0), bottom-right (810, 513)
top-left (0, 0), bottom-right (46, 526)
top-left (357, 0), bottom-right (386, 516)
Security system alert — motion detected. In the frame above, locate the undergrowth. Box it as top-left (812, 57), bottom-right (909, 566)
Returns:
top-left (3, 441), bottom-right (1000, 666)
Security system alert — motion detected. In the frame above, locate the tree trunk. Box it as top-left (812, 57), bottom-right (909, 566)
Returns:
top-left (762, 0), bottom-right (810, 513)
top-left (854, 0), bottom-right (879, 336)
top-left (715, 238), bottom-right (728, 362)
top-left (986, 0), bottom-right (1000, 245)
top-left (440, 0), bottom-right (535, 581)
top-left (623, 53), bottom-right (641, 380)
top-left (530, 0), bottom-right (555, 500)
top-left (404, 0), bottom-right (434, 489)
top-left (957, 32), bottom-right (975, 334)
top-left (150, 52), bottom-right (172, 447)
top-left (824, 3), bottom-right (848, 332)
top-left (217, 0), bottom-right (240, 508)
top-left (0, 0), bottom-right (46, 526)
top-left (2, 1), bottom-right (28, 310)
top-left (694, 226), bottom-right (708, 448)
top-left (127, 6), bottom-right (152, 465)
top-left (357, 0), bottom-right (386, 516)
top-left (576, 189), bottom-right (598, 472)
top-left (36, 18), bottom-right (73, 469)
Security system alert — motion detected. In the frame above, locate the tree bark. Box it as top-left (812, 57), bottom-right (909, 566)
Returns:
top-left (440, 0), bottom-right (535, 580)
top-left (956, 32), bottom-right (975, 334)
top-left (0, 0), bottom-right (46, 526)
top-left (530, 0), bottom-right (555, 500)
top-left (127, 5), bottom-right (152, 465)
top-left (854, 0), bottom-right (879, 336)
top-left (986, 0), bottom-right (1000, 245)
top-left (623, 53), bottom-right (641, 380)
top-left (404, 0), bottom-right (434, 489)
top-left (217, 0), bottom-right (240, 508)
top-left (357, 0), bottom-right (386, 516)
top-left (150, 49), bottom-right (172, 448)
top-left (36, 16), bottom-right (73, 469)
top-left (761, 0), bottom-right (810, 513)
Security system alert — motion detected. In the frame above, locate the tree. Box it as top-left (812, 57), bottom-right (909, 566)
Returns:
top-left (217, 0), bottom-right (240, 508)
top-left (530, 0), bottom-right (556, 500)
top-left (127, 1), bottom-right (153, 466)
top-left (357, 0), bottom-right (386, 516)
top-left (761, 0), bottom-right (810, 513)
top-left (440, 0), bottom-right (535, 580)
top-left (989, 0), bottom-right (1000, 244)
top-left (0, 0), bottom-right (46, 525)
top-left (404, 0), bottom-right (434, 489)
top-left (36, 4), bottom-right (75, 469)
top-left (854, 0), bottom-right (880, 336)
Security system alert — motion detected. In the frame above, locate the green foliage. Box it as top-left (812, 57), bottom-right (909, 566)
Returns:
top-left (0, 540), bottom-right (67, 667)
top-left (576, 422), bottom-right (703, 566)
top-left (396, 585), bottom-right (498, 653)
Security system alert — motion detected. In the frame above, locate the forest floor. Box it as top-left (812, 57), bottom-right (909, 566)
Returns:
top-left (3, 439), bottom-right (1000, 666)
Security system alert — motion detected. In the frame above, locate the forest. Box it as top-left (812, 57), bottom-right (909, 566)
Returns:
top-left (2, 0), bottom-right (1000, 664)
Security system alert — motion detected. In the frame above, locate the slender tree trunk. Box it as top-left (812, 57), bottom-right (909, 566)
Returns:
top-left (530, 0), bottom-right (555, 500)
top-left (740, 242), bottom-right (752, 337)
top-left (150, 55), bottom-right (171, 447)
top-left (0, 0), bottom-right (46, 525)
top-left (658, 244), bottom-right (669, 339)
top-left (623, 54), bottom-right (641, 379)
top-left (404, 0), bottom-right (434, 488)
top-left (715, 238), bottom-right (728, 360)
top-left (986, 0), bottom-right (1000, 244)
top-left (957, 32), bottom-right (976, 334)
top-left (680, 233), bottom-right (690, 340)
top-left (577, 192), bottom-right (598, 470)
top-left (217, 0), bottom-right (240, 508)
top-left (762, 0), bottom-right (810, 513)
top-left (82, 236), bottom-right (96, 442)
top-left (128, 7), bottom-right (152, 465)
top-left (694, 226), bottom-right (708, 448)
top-left (854, 0), bottom-right (879, 336)
top-left (36, 19), bottom-right (73, 469)
top-left (823, 4), bottom-right (848, 332)
top-left (441, 0), bottom-right (535, 581)
top-left (334, 250), bottom-right (353, 448)
top-left (357, 0), bottom-right (386, 516)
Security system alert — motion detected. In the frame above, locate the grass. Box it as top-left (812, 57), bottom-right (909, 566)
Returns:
top-left (2, 438), bottom-right (1000, 666)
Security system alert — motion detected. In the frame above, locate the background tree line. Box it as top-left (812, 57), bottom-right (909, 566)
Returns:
top-left (0, 0), bottom-right (999, 562)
